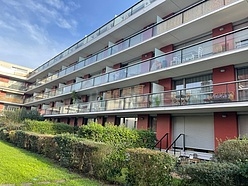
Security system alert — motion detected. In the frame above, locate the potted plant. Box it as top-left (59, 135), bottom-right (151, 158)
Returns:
top-left (153, 95), bottom-right (161, 106)
top-left (71, 90), bottom-right (79, 104)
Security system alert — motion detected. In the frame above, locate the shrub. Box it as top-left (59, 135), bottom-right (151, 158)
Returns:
top-left (126, 148), bottom-right (176, 186)
top-left (23, 119), bottom-right (74, 134)
top-left (179, 162), bottom-right (240, 186)
top-left (215, 139), bottom-right (248, 163)
top-left (54, 134), bottom-right (112, 178)
top-left (78, 122), bottom-right (156, 148)
top-left (2, 108), bottom-right (44, 124)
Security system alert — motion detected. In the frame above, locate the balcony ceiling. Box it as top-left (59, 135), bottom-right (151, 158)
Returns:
top-left (43, 101), bottom-right (248, 118)
top-left (27, 0), bottom-right (201, 82)
top-left (26, 0), bottom-right (248, 92)
top-left (24, 46), bottom-right (248, 107)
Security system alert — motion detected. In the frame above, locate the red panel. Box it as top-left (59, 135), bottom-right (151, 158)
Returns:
top-left (158, 78), bottom-right (172, 105)
top-left (214, 112), bottom-right (238, 149)
top-left (156, 114), bottom-right (171, 149)
top-left (81, 95), bottom-right (88, 102)
top-left (106, 116), bottom-right (115, 124)
top-left (69, 118), bottom-right (75, 126)
top-left (160, 44), bottom-right (174, 53)
top-left (212, 23), bottom-right (233, 37)
top-left (137, 115), bottom-right (149, 130)
top-left (64, 99), bottom-right (71, 105)
top-left (158, 78), bottom-right (172, 91)
top-left (84, 74), bottom-right (91, 79)
top-left (213, 65), bottom-right (236, 100)
top-left (0, 91), bottom-right (6, 96)
top-left (141, 51), bottom-right (154, 60)
top-left (0, 76), bottom-right (9, 83)
top-left (66, 79), bottom-right (74, 85)
top-left (97, 116), bottom-right (104, 125)
top-left (77, 118), bottom-right (83, 126)
top-left (113, 63), bottom-right (121, 69)
top-left (0, 103), bottom-right (4, 110)
top-left (140, 82), bottom-right (151, 94)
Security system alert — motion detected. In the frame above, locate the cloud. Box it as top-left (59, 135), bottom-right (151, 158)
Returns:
top-left (0, 0), bottom-right (81, 68)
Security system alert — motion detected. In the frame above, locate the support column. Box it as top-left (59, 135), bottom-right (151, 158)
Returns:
top-left (106, 116), bottom-right (116, 124)
top-left (156, 114), bottom-right (171, 149)
top-left (214, 112), bottom-right (238, 149)
top-left (158, 78), bottom-right (172, 105)
top-left (77, 117), bottom-right (84, 126)
top-left (69, 118), bottom-right (75, 126)
top-left (137, 115), bottom-right (149, 130)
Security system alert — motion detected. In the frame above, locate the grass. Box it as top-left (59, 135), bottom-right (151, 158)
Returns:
top-left (0, 140), bottom-right (105, 186)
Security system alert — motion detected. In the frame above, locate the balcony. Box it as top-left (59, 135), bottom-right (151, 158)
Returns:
top-left (0, 97), bottom-right (23, 104)
top-left (26, 0), bottom-right (247, 91)
top-left (24, 27), bottom-right (248, 105)
top-left (27, 0), bottom-right (158, 79)
top-left (42, 79), bottom-right (248, 116)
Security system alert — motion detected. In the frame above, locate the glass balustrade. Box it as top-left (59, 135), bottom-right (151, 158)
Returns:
top-left (25, 27), bottom-right (248, 104)
top-left (28, 0), bottom-right (158, 78)
top-left (44, 80), bottom-right (248, 115)
top-left (28, 0), bottom-right (235, 90)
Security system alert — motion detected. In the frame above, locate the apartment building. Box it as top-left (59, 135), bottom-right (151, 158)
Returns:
top-left (0, 61), bottom-right (32, 112)
top-left (20, 0), bottom-right (248, 157)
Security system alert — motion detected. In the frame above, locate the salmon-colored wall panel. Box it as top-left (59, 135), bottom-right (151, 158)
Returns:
top-left (160, 44), bottom-right (174, 53)
top-left (137, 115), bottom-right (149, 130)
top-left (141, 51), bottom-right (154, 60)
top-left (0, 103), bottom-right (4, 110)
top-left (77, 118), bottom-right (83, 126)
top-left (156, 114), bottom-right (171, 149)
top-left (0, 76), bottom-right (9, 83)
top-left (214, 112), bottom-right (238, 149)
top-left (69, 118), bottom-right (75, 126)
top-left (113, 63), bottom-right (121, 69)
top-left (140, 82), bottom-right (151, 94)
top-left (158, 78), bottom-right (172, 105)
top-left (213, 65), bottom-right (236, 99)
top-left (212, 23), bottom-right (233, 37)
top-left (106, 116), bottom-right (116, 124)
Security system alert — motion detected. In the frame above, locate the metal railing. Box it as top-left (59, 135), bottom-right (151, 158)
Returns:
top-left (28, 0), bottom-right (158, 78)
top-left (39, 79), bottom-right (248, 115)
top-left (26, 0), bottom-right (236, 85)
top-left (166, 134), bottom-right (185, 155)
top-left (154, 133), bottom-right (169, 151)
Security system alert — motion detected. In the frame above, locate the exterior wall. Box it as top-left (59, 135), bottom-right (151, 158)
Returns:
top-left (0, 103), bottom-right (4, 111)
top-left (106, 116), bottom-right (116, 124)
top-left (69, 118), bottom-right (75, 126)
top-left (156, 114), bottom-right (171, 149)
top-left (214, 112), bottom-right (238, 148)
top-left (137, 115), bottom-right (149, 130)
top-left (77, 117), bottom-right (84, 126)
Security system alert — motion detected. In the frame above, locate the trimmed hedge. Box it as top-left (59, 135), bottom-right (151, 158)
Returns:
top-left (23, 119), bottom-right (75, 134)
top-left (78, 122), bottom-right (156, 148)
top-left (179, 162), bottom-right (241, 186)
top-left (126, 148), bottom-right (176, 186)
top-left (54, 134), bottom-right (111, 178)
top-left (5, 130), bottom-right (112, 180)
top-left (215, 139), bottom-right (248, 163)
top-left (8, 130), bottom-right (58, 160)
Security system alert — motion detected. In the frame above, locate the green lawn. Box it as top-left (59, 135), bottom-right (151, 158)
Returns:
top-left (0, 140), bottom-right (104, 186)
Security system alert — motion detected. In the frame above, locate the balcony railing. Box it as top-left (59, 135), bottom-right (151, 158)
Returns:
top-left (28, 0), bottom-right (158, 78)
top-left (0, 97), bottom-right (24, 104)
top-left (24, 27), bottom-right (248, 104)
top-left (27, 0), bottom-right (236, 86)
top-left (0, 82), bottom-right (26, 91)
top-left (42, 79), bottom-right (248, 115)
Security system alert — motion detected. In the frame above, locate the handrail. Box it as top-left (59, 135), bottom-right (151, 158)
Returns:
top-left (25, 25), bottom-right (248, 95)
top-left (154, 133), bottom-right (168, 151)
top-left (26, 0), bottom-right (236, 83)
top-left (166, 133), bottom-right (185, 155)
